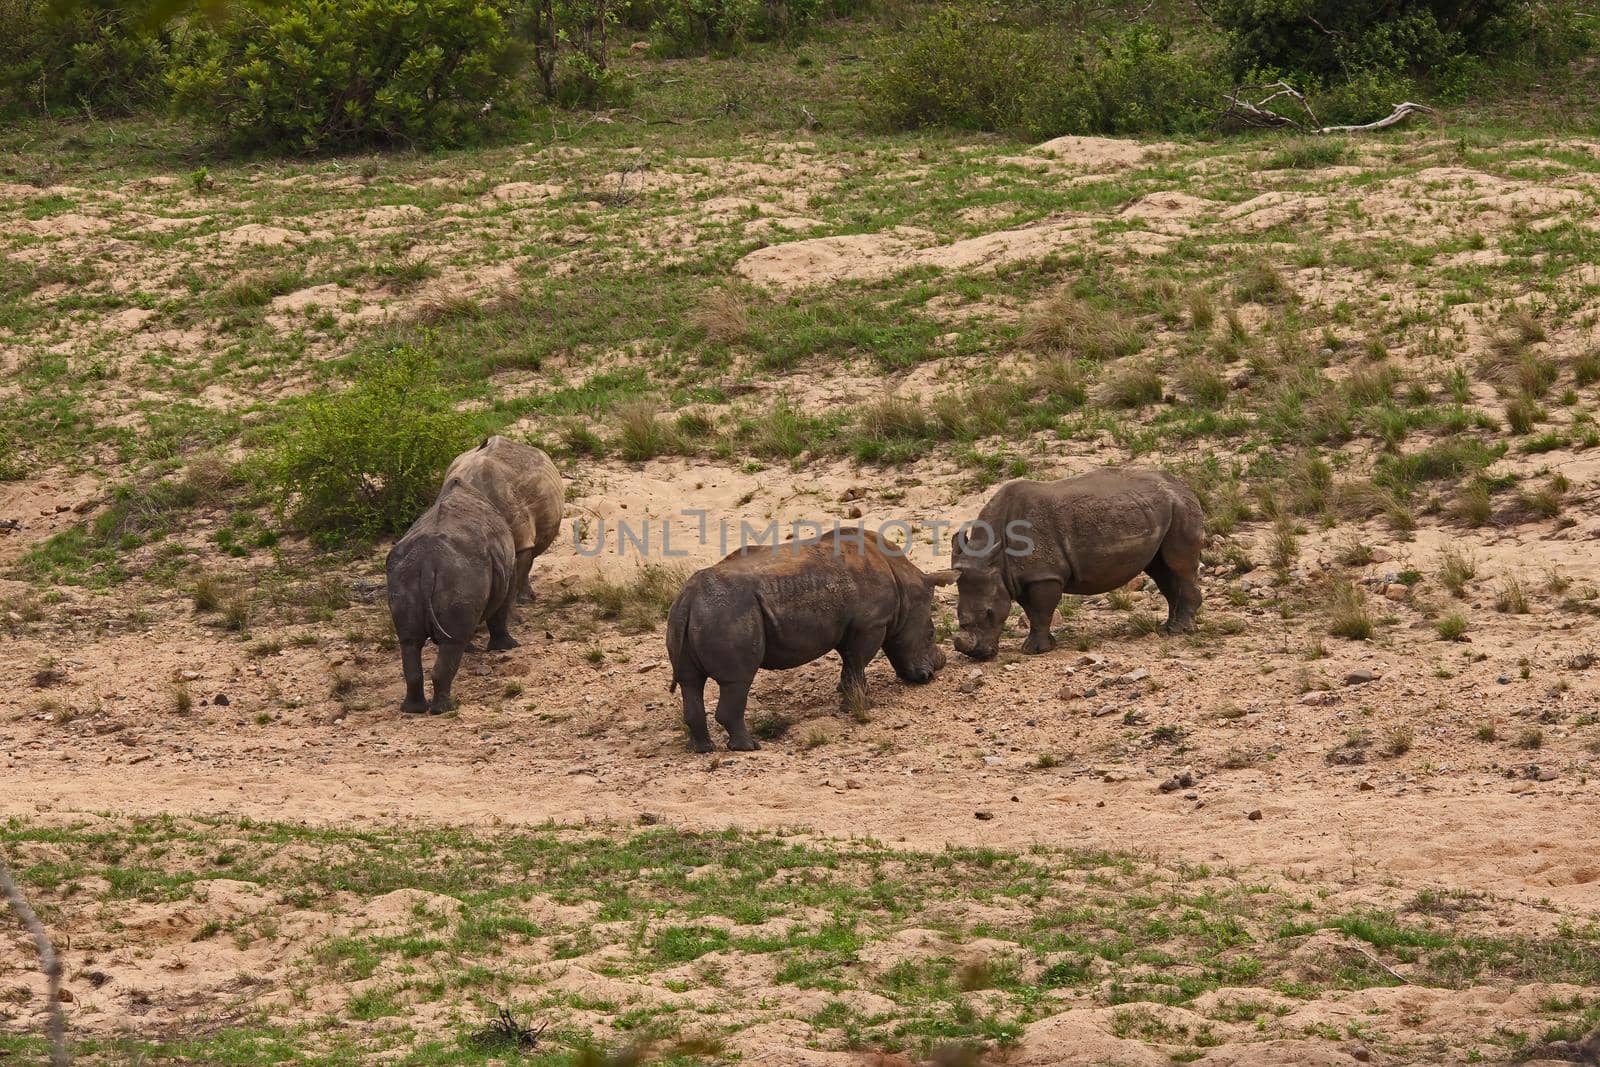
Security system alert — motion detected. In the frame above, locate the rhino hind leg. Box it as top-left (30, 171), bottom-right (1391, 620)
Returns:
top-left (1146, 549), bottom-right (1201, 635)
top-left (679, 675), bottom-right (714, 754)
top-left (1020, 580), bottom-right (1063, 654)
top-left (430, 642), bottom-right (467, 714)
top-left (399, 641), bottom-right (429, 714)
top-left (714, 677), bottom-right (758, 751)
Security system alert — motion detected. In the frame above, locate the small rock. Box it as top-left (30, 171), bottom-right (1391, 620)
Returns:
top-left (1300, 690), bottom-right (1338, 706)
top-left (1344, 669), bottom-right (1377, 686)
top-left (637, 812), bottom-right (660, 825)
top-left (958, 678), bottom-right (983, 695)
top-left (1158, 771), bottom-right (1194, 794)
top-left (847, 505), bottom-right (863, 519)
top-left (636, 661), bottom-right (659, 673)
top-left (1369, 548), bottom-right (1393, 564)
top-left (1497, 675), bottom-right (1512, 685)
top-left (1247, 809), bottom-right (1263, 821)
top-left (57, 988), bottom-right (73, 1003)
top-left (1349, 1043), bottom-right (1371, 1062)
top-left (214, 693), bottom-right (230, 706)
top-left (982, 755), bottom-right (1004, 766)
top-left (974, 811), bottom-right (994, 821)
top-left (1358, 780), bottom-right (1374, 791)
top-left (1119, 668), bottom-right (1150, 684)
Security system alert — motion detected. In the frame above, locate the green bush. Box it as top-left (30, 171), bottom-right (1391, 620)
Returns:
top-left (1208, 0), bottom-right (1591, 117)
top-left (866, 10), bottom-right (1221, 137)
top-left (262, 347), bottom-right (480, 544)
top-left (1, 0), bottom-right (170, 116)
top-left (167, 0), bottom-right (523, 153)
top-left (634, 0), bottom-right (865, 53)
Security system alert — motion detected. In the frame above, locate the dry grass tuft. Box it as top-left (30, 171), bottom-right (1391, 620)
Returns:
top-left (1022, 292), bottom-right (1145, 363)
top-left (580, 563), bottom-right (692, 633)
top-left (693, 288), bottom-right (752, 346)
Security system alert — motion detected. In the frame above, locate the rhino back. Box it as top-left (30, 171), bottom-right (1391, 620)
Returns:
top-left (444, 436), bottom-right (564, 556)
top-left (989, 469), bottom-right (1183, 591)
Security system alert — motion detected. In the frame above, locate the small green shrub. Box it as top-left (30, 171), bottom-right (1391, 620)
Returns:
top-left (636, 0), bottom-right (862, 54)
top-left (866, 12), bottom-right (1221, 137)
top-left (261, 346), bottom-right (479, 544)
top-left (168, 0), bottom-right (523, 152)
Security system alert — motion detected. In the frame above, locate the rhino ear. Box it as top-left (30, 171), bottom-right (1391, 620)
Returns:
top-left (923, 568), bottom-right (960, 588)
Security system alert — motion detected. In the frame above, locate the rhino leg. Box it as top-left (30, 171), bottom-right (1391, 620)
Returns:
top-left (714, 677), bottom-right (758, 751)
top-left (835, 625), bottom-right (884, 715)
top-left (430, 642), bottom-right (466, 714)
top-left (679, 675), bottom-right (714, 754)
top-left (1020, 580), bottom-right (1062, 654)
top-left (1147, 550), bottom-right (1201, 634)
top-left (486, 580), bottom-right (521, 651)
top-left (514, 548), bottom-right (536, 605)
top-left (399, 641), bottom-right (428, 714)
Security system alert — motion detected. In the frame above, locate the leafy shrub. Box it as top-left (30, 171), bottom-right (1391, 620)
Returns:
top-left (167, 0), bottom-right (523, 152)
top-left (1, 0), bottom-right (170, 115)
top-left (522, 0), bottom-right (629, 106)
top-left (633, 0), bottom-right (864, 53)
top-left (262, 347), bottom-right (480, 544)
top-left (866, 10), bottom-right (1222, 137)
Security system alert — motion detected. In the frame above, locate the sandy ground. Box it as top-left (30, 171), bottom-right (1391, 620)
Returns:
top-left (5, 128), bottom-right (1600, 1063)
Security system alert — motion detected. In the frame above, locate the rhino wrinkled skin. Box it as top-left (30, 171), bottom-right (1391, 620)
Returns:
top-left (386, 480), bottom-right (517, 715)
top-left (667, 528), bottom-right (957, 752)
top-left (442, 435), bottom-right (564, 603)
top-left (952, 468), bottom-right (1205, 660)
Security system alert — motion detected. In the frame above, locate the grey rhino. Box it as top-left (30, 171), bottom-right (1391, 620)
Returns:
top-left (951, 468), bottom-right (1204, 660)
top-left (667, 528), bottom-right (956, 752)
top-left (386, 480), bottom-right (517, 715)
top-left (442, 436), bottom-right (563, 604)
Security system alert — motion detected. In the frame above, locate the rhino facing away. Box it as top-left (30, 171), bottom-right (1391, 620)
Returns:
top-left (667, 528), bottom-right (956, 752)
top-left (442, 436), bottom-right (563, 604)
top-left (952, 468), bottom-right (1204, 660)
top-left (386, 480), bottom-right (517, 714)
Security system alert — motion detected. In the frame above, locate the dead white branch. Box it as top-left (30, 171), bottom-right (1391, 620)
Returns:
top-left (1217, 81), bottom-right (1436, 135)
top-left (0, 852), bottom-right (67, 1066)
top-left (1314, 101), bottom-right (1437, 133)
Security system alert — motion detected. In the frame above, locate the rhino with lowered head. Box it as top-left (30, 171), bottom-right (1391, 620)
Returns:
top-left (442, 436), bottom-right (563, 604)
top-left (386, 479), bottom-right (517, 715)
top-left (951, 468), bottom-right (1204, 660)
top-left (667, 528), bottom-right (956, 752)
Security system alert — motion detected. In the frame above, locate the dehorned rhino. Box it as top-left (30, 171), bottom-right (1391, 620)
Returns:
top-left (666, 528), bottom-right (956, 752)
top-left (951, 468), bottom-right (1204, 660)
top-left (442, 436), bottom-right (563, 604)
top-left (386, 479), bottom-right (517, 715)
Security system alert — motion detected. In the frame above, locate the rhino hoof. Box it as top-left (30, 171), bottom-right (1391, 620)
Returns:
top-left (727, 738), bottom-right (761, 752)
top-left (689, 740), bottom-right (715, 754)
top-left (1022, 637), bottom-right (1057, 655)
top-left (488, 634), bottom-right (521, 651)
top-left (400, 699), bottom-right (429, 715)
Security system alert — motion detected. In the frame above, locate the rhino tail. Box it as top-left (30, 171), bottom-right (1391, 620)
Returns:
top-left (666, 594), bottom-right (690, 694)
top-left (753, 589), bottom-right (782, 637)
top-left (425, 561), bottom-right (454, 643)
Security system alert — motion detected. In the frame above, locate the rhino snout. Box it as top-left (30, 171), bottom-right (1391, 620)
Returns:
top-left (953, 632), bottom-right (996, 661)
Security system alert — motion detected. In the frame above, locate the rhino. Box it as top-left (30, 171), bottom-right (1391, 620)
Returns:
top-left (667, 528), bottom-right (956, 752)
top-left (442, 436), bottom-right (563, 604)
top-left (951, 468), bottom-right (1204, 660)
top-left (386, 479), bottom-right (517, 715)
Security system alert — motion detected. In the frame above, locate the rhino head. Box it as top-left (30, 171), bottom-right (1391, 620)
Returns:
top-left (950, 526), bottom-right (1012, 661)
top-left (884, 565), bottom-right (958, 683)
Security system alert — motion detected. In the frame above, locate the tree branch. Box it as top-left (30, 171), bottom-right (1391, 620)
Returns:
top-left (0, 851), bottom-right (67, 1066)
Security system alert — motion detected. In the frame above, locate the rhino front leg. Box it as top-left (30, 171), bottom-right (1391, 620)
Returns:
top-left (679, 675), bottom-right (714, 753)
top-left (1020, 580), bottom-right (1062, 654)
top-left (835, 626), bottom-right (884, 716)
top-left (513, 548), bottom-right (536, 605)
top-left (430, 642), bottom-right (466, 714)
top-left (399, 641), bottom-right (428, 714)
top-left (714, 677), bottom-right (758, 751)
